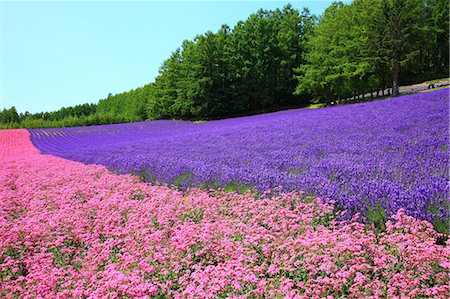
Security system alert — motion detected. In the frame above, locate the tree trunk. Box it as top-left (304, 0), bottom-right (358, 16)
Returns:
top-left (392, 64), bottom-right (399, 97)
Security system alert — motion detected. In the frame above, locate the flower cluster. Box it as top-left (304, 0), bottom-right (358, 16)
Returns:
top-left (29, 89), bottom-right (450, 230)
top-left (1, 129), bottom-right (448, 298)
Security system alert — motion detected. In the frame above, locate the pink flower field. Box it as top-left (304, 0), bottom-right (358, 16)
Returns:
top-left (1, 129), bottom-right (449, 298)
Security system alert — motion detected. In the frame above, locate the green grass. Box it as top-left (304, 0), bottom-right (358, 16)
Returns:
top-left (306, 103), bottom-right (325, 109)
top-left (426, 201), bottom-right (450, 235)
top-left (364, 201), bottom-right (388, 234)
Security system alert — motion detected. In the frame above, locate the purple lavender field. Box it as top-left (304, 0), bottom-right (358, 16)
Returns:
top-left (30, 89), bottom-right (449, 230)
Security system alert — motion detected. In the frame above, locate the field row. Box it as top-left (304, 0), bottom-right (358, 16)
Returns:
top-left (1, 129), bottom-right (449, 298)
top-left (29, 89), bottom-right (450, 232)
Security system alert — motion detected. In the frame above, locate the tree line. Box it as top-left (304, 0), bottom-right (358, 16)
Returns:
top-left (0, 104), bottom-right (98, 129)
top-left (296, 0), bottom-right (449, 104)
top-left (147, 5), bottom-right (315, 119)
top-left (1, 0), bottom-right (448, 129)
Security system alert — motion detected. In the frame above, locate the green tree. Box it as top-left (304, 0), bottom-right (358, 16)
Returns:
top-left (371, 0), bottom-right (427, 96)
top-left (295, 2), bottom-right (352, 103)
top-left (0, 107), bottom-right (20, 124)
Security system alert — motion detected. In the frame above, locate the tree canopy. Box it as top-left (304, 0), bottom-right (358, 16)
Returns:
top-left (146, 5), bottom-right (316, 120)
top-left (295, 0), bottom-right (448, 100)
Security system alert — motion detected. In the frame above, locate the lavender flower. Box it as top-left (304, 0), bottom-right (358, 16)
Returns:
top-left (29, 89), bottom-right (450, 230)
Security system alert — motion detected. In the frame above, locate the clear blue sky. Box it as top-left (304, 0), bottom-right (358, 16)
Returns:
top-left (1, 1), bottom-right (342, 114)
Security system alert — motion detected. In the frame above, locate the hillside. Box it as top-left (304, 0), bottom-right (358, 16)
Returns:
top-left (2, 128), bottom-right (449, 298)
top-left (29, 89), bottom-right (450, 233)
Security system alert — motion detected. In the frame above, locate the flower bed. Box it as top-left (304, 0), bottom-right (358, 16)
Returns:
top-left (29, 89), bottom-right (450, 230)
top-left (1, 130), bottom-right (448, 298)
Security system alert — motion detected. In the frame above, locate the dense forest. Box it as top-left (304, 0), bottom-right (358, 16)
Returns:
top-left (1, 0), bottom-right (448, 128)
